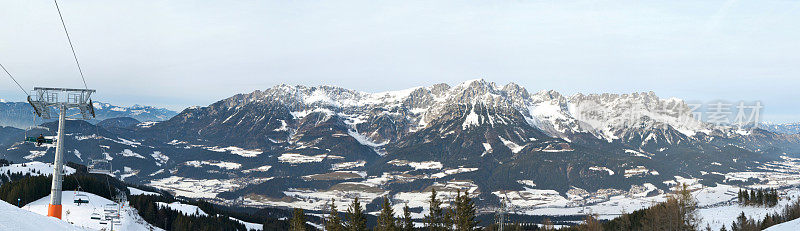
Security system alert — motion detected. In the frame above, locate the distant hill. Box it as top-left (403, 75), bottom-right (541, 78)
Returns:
top-left (762, 122), bottom-right (800, 135)
top-left (0, 101), bottom-right (178, 129)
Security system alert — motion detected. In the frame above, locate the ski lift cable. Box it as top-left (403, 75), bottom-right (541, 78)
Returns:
top-left (0, 63), bottom-right (29, 96)
top-left (53, 0), bottom-right (89, 90)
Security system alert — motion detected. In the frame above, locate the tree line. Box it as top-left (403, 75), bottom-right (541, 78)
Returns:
top-left (128, 194), bottom-right (253, 231)
top-left (288, 188), bottom-right (478, 231)
top-left (737, 188), bottom-right (778, 207)
top-left (723, 195), bottom-right (800, 231)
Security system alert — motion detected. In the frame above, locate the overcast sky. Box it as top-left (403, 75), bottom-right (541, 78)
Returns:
top-left (1, 0), bottom-right (798, 122)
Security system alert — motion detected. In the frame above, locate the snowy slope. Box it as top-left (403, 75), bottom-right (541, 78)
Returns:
top-left (155, 201), bottom-right (208, 216)
top-left (23, 191), bottom-right (162, 231)
top-left (765, 217), bottom-right (800, 231)
top-left (127, 187), bottom-right (159, 196)
top-left (0, 199), bottom-right (83, 231)
top-left (698, 188), bottom-right (800, 231)
top-left (0, 161), bottom-right (76, 176)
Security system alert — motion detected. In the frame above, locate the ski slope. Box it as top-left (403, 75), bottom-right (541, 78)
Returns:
top-left (765, 217), bottom-right (800, 230)
top-left (0, 199), bottom-right (82, 230)
top-left (22, 191), bottom-right (162, 231)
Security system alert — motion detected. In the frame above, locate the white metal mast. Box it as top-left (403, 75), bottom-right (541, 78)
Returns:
top-left (27, 87), bottom-right (95, 219)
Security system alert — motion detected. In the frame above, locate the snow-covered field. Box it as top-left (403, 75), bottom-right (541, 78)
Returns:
top-left (0, 199), bottom-right (82, 231)
top-left (128, 187), bottom-right (159, 196)
top-left (698, 188), bottom-right (800, 231)
top-left (148, 176), bottom-right (240, 198)
top-left (156, 201), bottom-right (208, 216)
top-left (184, 160), bottom-right (242, 170)
top-left (278, 153), bottom-right (344, 164)
top-left (22, 191), bottom-right (162, 231)
top-left (0, 161), bottom-right (76, 176)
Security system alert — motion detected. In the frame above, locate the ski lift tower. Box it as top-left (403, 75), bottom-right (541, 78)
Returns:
top-left (27, 87), bottom-right (95, 219)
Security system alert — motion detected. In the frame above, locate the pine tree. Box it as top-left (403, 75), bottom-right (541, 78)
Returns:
top-left (424, 188), bottom-right (445, 231)
top-left (676, 184), bottom-right (699, 230)
top-left (743, 189), bottom-right (750, 204)
top-left (290, 208), bottom-right (306, 231)
top-left (444, 207), bottom-right (455, 231)
top-left (325, 199), bottom-right (345, 231)
top-left (375, 196), bottom-right (397, 231)
top-left (346, 197), bottom-right (367, 231)
top-left (454, 190), bottom-right (478, 231)
top-left (542, 218), bottom-right (555, 231)
top-left (402, 203), bottom-right (414, 231)
top-left (738, 189), bottom-right (743, 204)
top-left (581, 214), bottom-right (602, 231)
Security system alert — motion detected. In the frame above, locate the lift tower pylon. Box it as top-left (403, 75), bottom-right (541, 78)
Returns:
top-left (27, 87), bottom-right (95, 219)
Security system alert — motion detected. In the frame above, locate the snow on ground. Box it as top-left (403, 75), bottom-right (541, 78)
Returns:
top-left (431, 167), bottom-right (478, 178)
top-left (698, 188), bottom-right (800, 231)
top-left (128, 187), bottom-right (159, 196)
top-left (765, 217), bottom-right (800, 231)
top-left (0, 161), bottom-right (76, 176)
top-left (115, 138), bottom-right (142, 147)
top-left (725, 170), bottom-right (800, 189)
top-left (149, 176), bottom-right (240, 199)
top-left (625, 149), bottom-right (652, 159)
top-left (150, 151), bottom-right (169, 166)
top-left (462, 106), bottom-right (480, 129)
top-left (347, 130), bottom-right (389, 156)
top-left (278, 153), bottom-right (344, 164)
top-left (499, 137), bottom-right (525, 153)
top-left (23, 191), bottom-right (162, 231)
top-left (331, 161), bottom-right (367, 170)
top-left (393, 181), bottom-right (480, 219)
top-left (494, 188), bottom-right (571, 208)
top-left (230, 217), bottom-right (263, 231)
top-left (120, 166), bottom-right (139, 180)
top-left (205, 146), bottom-right (263, 157)
top-left (137, 121), bottom-right (158, 128)
top-left (388, 159), bottom-right (443, 170)
top-left (156, 202), bottom-right (208, 216)
top-left (623, 166), bottom-right (651, 178)
top-left (242, 165), bottom-right (272, 173)
top-left (589, 166), bottom-right (615, 175)
top-left (119, 149), bottom-right (146, 159)
top-left (24, 150), bottom-right (47, 160)
top-left (184, 160), bottom-right (241, 170)
top-left (517, 180), bottom-right (537, 187)
top-left (0, 199), bottom-right (82, 231)
top-left (242, 186), bottom-right (387, 212)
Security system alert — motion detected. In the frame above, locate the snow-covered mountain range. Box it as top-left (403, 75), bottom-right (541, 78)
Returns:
top-left (1, 79), bottom-right (799, 222)
top-left (0, 101), bottom-right (178, 129)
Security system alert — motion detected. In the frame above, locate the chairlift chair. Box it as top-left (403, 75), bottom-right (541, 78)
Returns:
top-left (88, 159), bottom-right (112, 174)
top-left (22, 111), bottom-right (55, 146)
top-left (24, 136), bottom-right (55, 145)
top-left (90, 212), bottom-right (102, 220)
top-left (104, 203), bottom-right (118, 212)
top-left (73, 187), bottom-right (90, 205)
top-left (73, 196), bottom-right (89, 205)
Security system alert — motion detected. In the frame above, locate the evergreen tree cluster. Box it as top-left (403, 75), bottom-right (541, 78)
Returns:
top-left (129, 194), bottom-right (254, 231)
top-left (312, 188), bottom-right (479, 231)
top-left (424, 188), bottom-right (479, 231)
top-left (0, 173), bottom-right (124, 206)
top-left (725, 197), bottom-right (800, 231)
top-left (596, 184), bottom-right (699, 231)
top-left (737, 188), bottom-right (778, 207)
